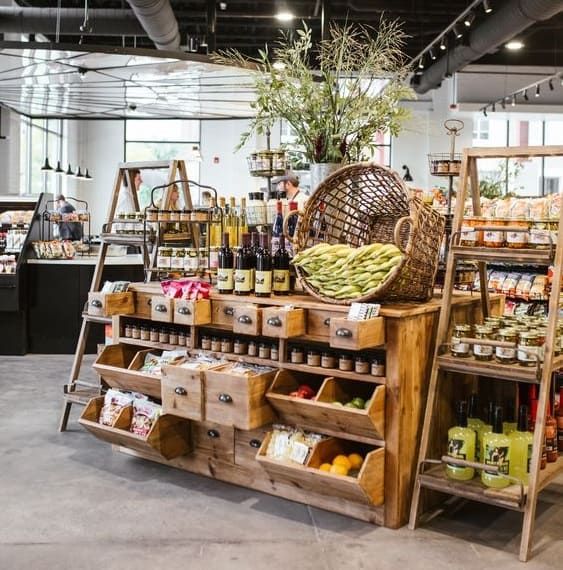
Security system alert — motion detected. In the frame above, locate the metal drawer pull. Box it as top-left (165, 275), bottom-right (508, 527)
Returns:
top-left (224, 306), bottom-right (234, 316)
top-left (155, 304), bottom-right (168, 313)
top-left (178, 306), bottom-right (191, 315)
top-left (218, 393), bottom-right (233, 403)
top-left (207, 429), bottom-right (220, 438)
top-left (335, 328), bottom-right (352, 338)
top-left (90, 299), bottom-right (103, 308)
top-left (267, 316), bottom-right (282, 327)
top-left (249, 439), bottom-right (262, 448)
top-left (174, 387), bottom-right (187, 396)
top-left (147, 298), bottom-right (152, 306)
top-left (323, 318), bottom-right (330, 326)
top-left (237, 315), bottom-right (252, 324)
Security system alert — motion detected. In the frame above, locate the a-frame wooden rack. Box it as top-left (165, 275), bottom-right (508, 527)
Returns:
top-left (58, 160), bottom-right (193, 431)
top-left (408, 145), bottom-right (563, 562)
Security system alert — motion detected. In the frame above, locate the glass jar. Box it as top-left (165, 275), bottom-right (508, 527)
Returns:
top-left (506, 219), bottom-right (529, 249)
top-left (140, 326), bottom-right (150, 341)
top-left (150, 327), bottom-right (159, 342)
top-left (169, 330), bottom-right (178, 345)
top-left (178, 330), bottom-right (186, 346)
top-left (124, 323), bottom-right (132, 338)
top-left (271, 344), bottom-right (279, 361)
top-left (157, 246), bottom-right (172, 270)
top-left (146, 208), bottom-right (158, 222)
top-left (221, 338), bottom-right (233, 353)
top-left (199, 247), bottom-right (209, 271)
top-left (529, 222), bottom-right (552, 249)
top-left (473, 325), bottom-right (494, 361)
top-left (371, 360), bottom-right (385, 376)
top-left (451, 324), bottom-right (472, 357)
top-left (170, 247), bottom-right (185, 271)
top-left (127, 212), bottom-right (137, 221)
top-left (159, 329), bottom-right (169, 344)
top-left (185, 334), bottom-right (192, 349)
top-left (321, 352), bottom-right (336, 369)
top-left (307, 350), bottom-right (321, 367)
top-left (158, 209), bottom-right (171, 222)
top-left (339, 354), bottom-right (353, 371)
top-left (536, 327), bottom-right (547, 362)
top-left (483, 219), bottom-right (506, 248)
top-left (170, 210), bottom-right (180, 222)
top-left (259, 343), bottom-right (271, 359)
top-left (131, 324), bottom-right (140, 339)
top-left (460, 217), bottom-right (479, 247)
top-left (211, 337), bottom-right (221, 352)
top-left (184, 248), bottom-right (199, 272)
top-left (483, 317), bottom-right (502, 337)
top-left (495, 328), bottom-right (518, 364)
top-left (355, 356), bottom-right (370, 374)
top-left (234, 339), bottom-right (248, 355)
top-left (201, 335), bottom-right (211, 350)
top-left (290, 347), bottom-right (304, 364)
top-left (248, 341), bottom-right (258, 357)
top-left (518, 332), bottom-right (539, 366)
top-left (180, 209), bottom-right (191, 222)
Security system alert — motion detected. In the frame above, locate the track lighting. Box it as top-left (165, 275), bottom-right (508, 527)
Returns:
top-left (549, 79), bottom-right (554, 91)
top-left (535, 84), bottom-right (540, 97)
top-left (65, 164), bottom-right (74, 176)
top-left (483, 0), bottom-right (492, 14)
top-left (418, 57), bottom-right (425, 70)
top-left (429, 48), bottom-right (437, 61)
top-left (453, 25), bottom-right (463, 39)
top-left (84, 169), bottom-right (93, 181)
top-left (464, 12), bottom-right (475, 27)
top-left (492, 103), bottom-right (496, 112)
top-left (41, 157), bottom-right (53, 171)
top-left (524, 90), bottom-right (529, 101)
top-left (54, 160), bottom-right (64, 174)
top-left (439, 37), bottom-right (447, 51)
top-left (74, 167), bottom-right (84, 179)
top-left (483, 107), bottom-right (488, 117)
top-left (511, 95), bottom-right (516, 107)
top-left (501, 98), bottom-right (506, 109)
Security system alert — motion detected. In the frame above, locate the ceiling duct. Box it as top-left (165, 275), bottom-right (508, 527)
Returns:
top-left (126, 0), bottom-right (180, 50)
top-left (0, 7), bottom-right (146, 36)
top-left (412, 0), bottom-right (563, 94)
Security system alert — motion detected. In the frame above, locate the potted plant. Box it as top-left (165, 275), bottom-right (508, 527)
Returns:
top-left (214, 18), bottom-right (413, 190)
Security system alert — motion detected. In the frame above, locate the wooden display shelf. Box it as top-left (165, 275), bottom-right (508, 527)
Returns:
top-left (81, 311), bottom-right (112, 325)
top-left (451, 245), bottom-right (553, 265)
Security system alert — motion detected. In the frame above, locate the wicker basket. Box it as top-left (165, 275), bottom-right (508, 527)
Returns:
top-left (291, 162), bottom-right (445, 304)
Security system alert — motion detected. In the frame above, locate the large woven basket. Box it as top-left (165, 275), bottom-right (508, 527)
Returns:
top-left (291, 162), bottom-right (445, 304)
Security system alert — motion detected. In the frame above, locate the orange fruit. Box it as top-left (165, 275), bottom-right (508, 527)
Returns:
top-left (319, 463), bottom-right (332, 472)
top-left (348, 453), bottom-right (364, 470)
top-left (332, 454), bottom-right (352, 470)
top-left (330, 464), bottom-right (349, 476)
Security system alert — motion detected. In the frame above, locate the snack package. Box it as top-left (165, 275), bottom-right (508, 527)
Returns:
top-left (509, 198), bottom-right (530, 219)
top-left (140, 350), bottom-right (186, 375)
top-left (227, 361), bottom-right (276, 377)
top-left (529, 275), bottom-right (548, 300)
top-left (99, 389), bottom-right (134, 426)
top-left (160, 278), bottom-right (212, 300)
top-left (515, 274), bottom-right (535, 300)
top-left (529, 197), bottom-right (547, 220)
top-left (501, 273), bottom-right (520, 297)
top-left (488, 271), bottom-right (508, 292)
top-left (130, 399), bottom-right (162, 437)
top-left (265, 425), bottom-right (326, 464)
top-left (504, 300), bottom-right (517, 316)
top-left (179, 352), bottom-right (225, 370)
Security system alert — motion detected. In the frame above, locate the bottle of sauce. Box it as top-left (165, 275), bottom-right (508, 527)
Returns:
top-left (545, 403), bottom-right (558, 463)
top-left (234, 232), bottom-right (253, 295)
top-left (481, 406), bottom-right (511, 489)
top-left (217, 232), bottom-right (234, 294)
top-left (509, 404), bottom-right (534, 484)
top-left (255, 233), bottom-right (272, 298)
top-left (446, 401), bottom-right (476, 481)
top-left (272, 234), bottom-right (290, 296)
top-left (529, 399), bottom-right (547, 470)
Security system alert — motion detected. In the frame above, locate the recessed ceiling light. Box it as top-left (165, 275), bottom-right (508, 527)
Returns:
top-left (275, 11), bottom-right (294, 22)
top-left (506, 40), bottom-right (524, 50)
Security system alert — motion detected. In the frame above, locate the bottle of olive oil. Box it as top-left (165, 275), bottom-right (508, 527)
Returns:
top-left (503, 399), bottom-right (517, 435)
top-left (509, 404), bottom-right (533, 484)
top-left (481, 406), bottom-right (511, 489)
top-left (446, 401), bottom-right (476, 481)
top-left (468, 394), bottom-right (484, 460)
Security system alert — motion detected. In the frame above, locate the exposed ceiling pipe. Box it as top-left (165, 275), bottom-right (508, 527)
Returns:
top-left (126, 0), bottom-right (180, 50)
top-left (413, 0), bottom-right (563, 94)
top-left (0, 7), bottom-right (146, 36)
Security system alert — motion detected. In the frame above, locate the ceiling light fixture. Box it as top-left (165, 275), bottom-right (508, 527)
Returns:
top-left (501, 98), bottom-right (506, 109)
top-left (54, 160), bottom-right (64, 174)
top-left (65, 164), bottom-right (74, 176)
top-left (275, 11), bottom-right (294, 22)
top-left (464, 12), bottom-right (475, 27)
top-left (41, 157), bottom-right (53, 171)
top-left (84, 169), bottom-right (93, 181)
top-left (511, 95), bottom-right (516, 107)
top-left (535, 84), bottom-right (540, 97)
top-left (439, 37), bottom-right (447, 51)
top-left (483, 0), bottom-right (493, 14)
top-left (418, 57), bottom-right (424, 70)
top-left (483, 107), bottom-right (488, 117)
top-left (429, 48), bottom-right (437, 61)
top-left (75, 167), bottom-right (84, 179)
top-left (492, 103), bottom-right (496, 112)
top-left (453, 25), bottom-right (463, 39)
top-left (506, 40), bottom-right (524, 50)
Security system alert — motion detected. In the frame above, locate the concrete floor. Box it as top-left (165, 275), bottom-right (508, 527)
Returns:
top-left (0, 355), bottom-right (561, 570)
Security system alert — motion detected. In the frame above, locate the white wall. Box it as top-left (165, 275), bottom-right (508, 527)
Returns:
top-left (0, 109), bottom-right (21, 194)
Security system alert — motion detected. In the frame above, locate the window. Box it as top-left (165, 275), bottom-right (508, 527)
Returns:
top-left (125, 119), bottom-right (201, 207)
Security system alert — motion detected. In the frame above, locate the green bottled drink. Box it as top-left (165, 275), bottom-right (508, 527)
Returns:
top-left (446, 401), bottom-right (476, 481)
top-left (509, 405), bottom-right (534, 484)
top-left (481, 406), bottom-right (511, 489)
top-left (503, 399), bottom-right (517, 436)
top-left (467, 394), bottom-right (484, 460)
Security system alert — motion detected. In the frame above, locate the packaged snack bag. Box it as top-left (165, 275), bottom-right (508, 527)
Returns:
top-left (99, 389), bottom-right (134, 426)
top-left (130, 399), bottom-right (162, 437)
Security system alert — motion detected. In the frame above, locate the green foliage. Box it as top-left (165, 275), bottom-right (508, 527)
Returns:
top-left (213, 18), bottom-right (414, 163)
top-left (479, 160), bottom-right (524, 199)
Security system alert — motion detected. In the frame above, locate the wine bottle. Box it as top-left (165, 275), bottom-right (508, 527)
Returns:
top-left (503, 399), bottom-right (517, 435)
top-left (234, 232), bottom-right (253, 295)
top-left (529, 399), bottom-right (547, 469)
top-left (468, 393), bottom-right (485, 460)
top-left (545, 403), bottom-right (558, 463)
top-left (239, 197), bottom-right (249, 243)
top-left (509, 405), bottom-right (534, 484)
top-left (481, 406), bottom-right (511, 489)
top-left (271, 200), bottom-right (283, 253)
top-left (273, 234), bottom-right (290, 296)
top-left (217, 232), bottom-right (234, 294)
top-left (255, 232), bottom-right (272, 298)
top-left (478, 402), bottom-right (495, 464)
top-left (286, 200), bottom-right (298, 257)
top-left (445, 401), bottom-right (476, 481)
top-left (557, 387), bottom-right (563, 452)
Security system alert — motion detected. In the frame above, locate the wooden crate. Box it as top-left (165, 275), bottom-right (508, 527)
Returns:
top-left (191, 421), bottom-right (235, 462)
top-left (88, 292), bottom-right (135, 317)
top-left (262, 307), bottom-right (306, 338)
top-left (151, 295), bottom-right (174, 323)
top-left (233, 304), bottom-right (262, 336)
top-left (161, 364), bottom-right (206, 421)
top-left (173, 299), bottom-right (211, 326)
top-left (329, 317), bottom-right (385, 350)
top-left (79, 396), bottom-right (191, 460)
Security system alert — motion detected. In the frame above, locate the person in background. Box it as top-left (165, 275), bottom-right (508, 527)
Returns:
top-left (55, 194), bottom-right (83, 240)
top-left (273, 171), bottom-right (308, 210)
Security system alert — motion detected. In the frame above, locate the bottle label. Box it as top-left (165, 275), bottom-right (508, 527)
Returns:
top-left (474, 344), bottom-right (493, 356)
top-left (157, 255), bottom-right (171, 269)
top-left (209, 250), bottom-right (219, 269)
top-left (529, 229), bottom-right (551, 245)
top-left (217, 268), bottom-right (233, 290)
top-left (446, 437), bottom-right (470, 471)
top-left (273, 269), bottom-right (290, 291)
top-left (170, 257), bottom-right (184, 270)
top-left (255, 270), bottom-right (272, 294)
top-left (483, 443), bottom-right (510, 476)
top-left (496, 346), bottom-right (516, 359)
top-left (271, 236), bottom-right (280, 252)
top-left (234, 269), bottom-right (252, 292)
top-left (461, 225), bottom-right (477, 243)
top-left (506, 231), bottom-right (527, 244)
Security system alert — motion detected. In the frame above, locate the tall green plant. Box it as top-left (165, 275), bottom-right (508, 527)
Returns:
top-left (214, 19), bottom-right (413, 163)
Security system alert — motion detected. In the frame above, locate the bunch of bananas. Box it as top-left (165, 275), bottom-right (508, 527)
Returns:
top-left (292, 243), bottom-right (403, 300)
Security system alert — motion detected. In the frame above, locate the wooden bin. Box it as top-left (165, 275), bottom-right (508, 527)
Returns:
top-left (93, 344), bottom-right (162, 399)
top-left (233, 304), bottom-right (262, 336)
top-left (79, 396), bottom-right (192, 460)
top-left (173, 298), bottom-right (211, 326)
top-left (262, 306), bottom-right (306, 338)
top-left (204, 363), bottom-right (277, 429)
top-left (267, 370), bottom-right (385, 440)
top-left (329, 317), bottom-right (385, 350)
top-left (256, 434), bottom-right (384, 505)
top-left (211, 299), bottom-right (236, 327)
top-left (151, 295), bottom-right (174, 323)
top-left (87, 291), bottom-right (135, 317)
top-left (134, 291), bottom-right (153, 318)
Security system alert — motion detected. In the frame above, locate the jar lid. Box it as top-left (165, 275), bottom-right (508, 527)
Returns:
top-left (520, 331), bottom-right (538, 339)
top-left (339, 354), bottom-right (352, 359)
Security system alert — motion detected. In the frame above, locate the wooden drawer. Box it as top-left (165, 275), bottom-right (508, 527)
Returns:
top-left (92, 344), bottom-right (162, 399)
top-left (204, 364), bottom-right (277, 429)
top-left (235, 427), bottom-right (270, 469)
top-left (329, 317), bottom-right (385, 350)
top-left (192, 421), bottom-right (235, 462)
top-left (257, 434), bottom-right (384, 505)
top-left (161, 364), bottom-right (205, 421)
top-left (134, 291), bottom-right (153, 318)
top-left (151, 295), bottom-right (174, 323)
top-left (306, 309), bottom-right (343, 340)
top-left (87, 291), bottom-right (135, 317)
top-left (266, 370), bottom-right (385, 440)
top-left (233, 304), bottom-right (262, 336)
top-left (211, 299), bottom-right (236, 327)
top-left (173, 298), bottom-right (211, 326)
top-left (79, 396), bottom-right (191, 460)
top-left (262, 307), bottom-right (306, 338)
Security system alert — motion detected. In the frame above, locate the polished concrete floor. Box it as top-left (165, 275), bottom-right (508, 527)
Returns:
top-left (0, 354), bottom-right (561, 570)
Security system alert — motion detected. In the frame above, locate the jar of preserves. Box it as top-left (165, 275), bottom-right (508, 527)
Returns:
top-left (495, 328), bottom-right (518, 364)
top-left (483, 317), bottom-right (502, 336)
top-left (209, 247), bottom-right (219, 271)
top-left (506, 219), bottom-right (529, 249)
top-left (131, 324), bottom-right (141, 339)
top-left (321, 352), bottom-right (336, 369)
top-left (371, 360), bottom-right (385, 376)
top-left (201, 335), bottom-right (211, 350)
top-left (184, 248), bottom-right (199, 272)
top-left (518, 332), bottom-right (539, 367)
top-left (339, 354), bottom-right (353, 371)
top-left (259, 343), bottom-right (271, 359)
top-left (124, 323), bottom-right (132, 338)
top-left (307, 350), bottom-right (321, 367)
top-left (460, 217), bottom-right (479, 247)
top-left (451, 324), bottom-right (472, 357)
top-left (140, 326), bottom-right (150, 341)
top-left (211, 337), bottom-right (221, 352)
top-left (150, 327), bottom-right (159, 342)
top-left (355, 356), bottom-right (370, 374)
top-left (536, 327), bottom-right (547, 362)
top-left (199, 247), bottom-right (209, 270)
top-left (473, 325), bottom-right (494, 361)
top-left (270, 344), bottom-right (279, 361)
top-left (159, 328), bottom-right (169, 344)
top-left (157, 247), bottom-right (172, 270)
top-left (127, 212), bottom-right (137, 221)
top-left (529, 222), bottom-right (551, 249)
top-left (158, 209), bottom-right (171, 222)
top-left (185, 333), bottom-right (192, 349)
top-left (178, 330), bottom-right (186, 346)
top-left (221, 337), bottom-right (233, 353)
top-left (170, 247), bottom-right (185, 271)
top-left (290, 346), bottom-right (304, 364)
top-left (169, 330), bottom-right (178, 345)
top-left (234, 339), bottom-right (247, 355)
top-left (248, 340), bottom-right (258, 356)
top-left (483, 220), bottom-right (506, 248)
top-left (146, 208), bottom-right (158, 222)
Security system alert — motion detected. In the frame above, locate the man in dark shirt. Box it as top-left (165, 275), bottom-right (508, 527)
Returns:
top-left (56, 194), bottom-right (83, 240)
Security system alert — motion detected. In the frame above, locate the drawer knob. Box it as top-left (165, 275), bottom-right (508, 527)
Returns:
top-left (267, 316), bottom-right (282, 327)
top-left (335, 328), bottom-right (353, 338)
top-left (323, 318), bottom-right (331, 327)
top-left (249, 439), bottom-right (262, 448)
top-left (218, 393), bottom-right (233, 404)
top-left (178, 306), bottom-right (191, 315)
top-left (147, 298), bottom-right (152, 306)
top-left (224, 306), bottom-right (234, 316)
top-left (155, 304), bottom-right (168, 313)
top-left (90, 299), bottom-right (103, 308)
top-left (207, 429), bottom-right (220, 438)
top-left (174, 386), bottom-right (187, 396)
top-left (237, 315), bottom-right (252, 324)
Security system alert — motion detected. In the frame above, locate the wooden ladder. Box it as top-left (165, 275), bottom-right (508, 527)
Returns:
top-left (58, 159), bottom-right (194, 431)
top-left (408, 145), bottom-right (563, 562)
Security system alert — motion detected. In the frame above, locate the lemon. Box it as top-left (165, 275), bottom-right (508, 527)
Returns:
top-left (319, 463), bottom-right (332, 472)
top-left (330, 463), bottom-right (349, 476)
top-left (332, 454), bottom-right (352, 470)
top-left (348, 453), bottom-right (364, 469)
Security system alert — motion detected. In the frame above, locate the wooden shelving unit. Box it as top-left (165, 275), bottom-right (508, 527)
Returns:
top-left (408, 145), bottom-right (563, 562)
